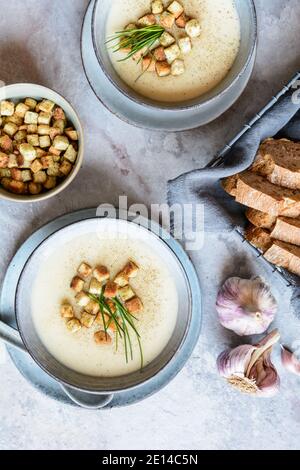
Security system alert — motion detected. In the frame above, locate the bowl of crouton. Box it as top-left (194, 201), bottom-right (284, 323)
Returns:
top-left (0, 83), bottom-right (84, 203)
top-left (91, 0), bottom-right (257, 112)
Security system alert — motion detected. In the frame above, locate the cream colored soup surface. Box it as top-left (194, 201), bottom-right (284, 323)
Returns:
top-left (107, 0), bottom-right (241, 102)
top-left (31, 233), bottom-right (178, 377)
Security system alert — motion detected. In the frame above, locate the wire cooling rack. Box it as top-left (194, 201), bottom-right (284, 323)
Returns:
top-left (206, 71), bottom-right (300, 288)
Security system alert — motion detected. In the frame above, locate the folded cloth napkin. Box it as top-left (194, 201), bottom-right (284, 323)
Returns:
top-left (167, 85), bottom-right (300, 313)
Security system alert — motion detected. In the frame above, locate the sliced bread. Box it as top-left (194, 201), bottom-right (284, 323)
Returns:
top-left (264, 240), bottom-right (300, 276)
top-left (251, 138), bottom-right (300, 189)
top-left (245, 225), bottom-right (273, 252)
top-left (221, 175), bottom-right (238, 197)
top-left (270, 217), bottom-right (300, 246)
top-left (235, 171), bottom-right (300, 218)
top-left (245, 208), bottom-right (276, 230)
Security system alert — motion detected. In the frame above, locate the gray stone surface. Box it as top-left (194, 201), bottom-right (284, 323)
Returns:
top-left (1, 0), bottom-right (300, 450)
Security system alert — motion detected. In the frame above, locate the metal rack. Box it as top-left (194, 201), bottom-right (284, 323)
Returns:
top-left (206, 72), bottom-right (300, 288)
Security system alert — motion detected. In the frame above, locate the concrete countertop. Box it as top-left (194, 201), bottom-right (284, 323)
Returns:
top-left (1, 0), bottom-right (300, 450)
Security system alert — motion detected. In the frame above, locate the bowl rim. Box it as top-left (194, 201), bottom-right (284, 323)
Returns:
top-left (14, 216), bottom-right (200, 394)
top-left (0, 83), bottom-right (84, 203)
top-left (91, 0), bottom-right (258, 112)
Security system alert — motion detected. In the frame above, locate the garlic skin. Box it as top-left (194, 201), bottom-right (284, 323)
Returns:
top-left (216, 277), bottom-right (277, 336)
top-left (281, 345), bottom-right (300, 376)
top-left (217, 330), bottom-right (280, 397)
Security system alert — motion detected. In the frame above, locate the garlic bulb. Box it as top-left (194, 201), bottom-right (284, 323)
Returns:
top-left (216, 277), bottom-right (277, 336)
top-left (217, 329), bottom-right (280, 396)
top-left (281, 345), bottom-right (300, 376)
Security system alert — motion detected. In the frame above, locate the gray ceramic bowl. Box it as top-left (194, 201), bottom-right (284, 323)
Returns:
top-left (92, 0), bottom-right (257, 111)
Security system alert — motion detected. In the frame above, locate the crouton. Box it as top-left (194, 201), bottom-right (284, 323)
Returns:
top-left (41, 155), bottom-right (54, 169)
top-left (15, 102), bottom-right (29, 118)
top-left (178, 36), bottom-right (192, 54)
top-left (39, 99), bottom-right (55, 114)
top-left (24, 111), bottom-right (38, 125)
top-left (66, 318), bottom-right (81, 333)
top-left (36, 148), bottom-right (47, 158)
top-left (49, 127), bottom-right (61, 140)
top-left (33, 171), bottom-right (47, 184)
top-left (94, 330), bottom-right (112, 345)
top-left (142, 56), bottom-right (156, 72)
top-left (4, 122), bottom-right (18, 137)
top-left (114, 271), bottom-right (129, 287)
top-left (64, 144), bottom-right (77, 163)
top-left (53, 107), bottom-right (66, 121)
top-left (70, 276), bottom-right (85, 293)
top-left (185, 19), bottom-right (201, 38)
top-left (21, 170), bottom-right (32, 182)
top-left (118, 285), bottom-right (135, 302)
top-left (24, 98), bottom-right (37, 110)
top-left (160, 11), bottom-right (175, 29)
top-left (10, 168), bottom-right (22, 181)
top-left (29, 159), bottom-right (43, 174)
top-left (89, 278), bottom-right (102, 296)
top-left (49, 145), bottom-right (61, 156)
top-left (164, 44), bottom-right (180, 63)
top-left (19, 143), bottom-right (36, 161)
top-left (0, 152), bottom-right (9, 168)
top-left (0, 168), bottom-right (11, 178)
top-left (7, 154), bottom-right (18, 168)
top-left (125, 296), bottom-right (143, 314)
top-left (16, 155), bottom-right (31, 169)
top-left (7, 179), bottom-right (27, 194)
top-left (138, 14), bottom-right (156, 26)
top-left (93, 265), bottom-right (110, 283)
top-left (28, 182), bottom-right (42, 195)
top-left (59, 159), bottom-right (72, 176)
top-left (75, 291), bottom-right (90, 307)
top-left (160, 31), bottom-right (175, 47)
top-left (0, 135), bottom-right (12, 152)
top-left (27, 134), bottom-right (40, 147)
top-left (7, 114), bottom-right (23, 126)
top-left (151, 1), bottom-right (163, 14)
top-left (81, 311), bottom-right (95, 328)
top-left (64, 128), bottom-right (78, 141)
top-left (43, 176), bottom-right (56, 189)
top-left (167, 1), bottom-right (184, 18)
top-left (123, 261), bottom-right (139, 278)
top-left (0, 177), bottom-right (11, 191)
top-left (53, 135), bottom-right (69, 151)
top-left (175, 12), bottom-right (189, 28)
top-left (0, 101), bottom-right (14, 116)
top-left (156, 60), bottom-right (171, 77)
top-left (53, 119), bottom-right (66, 133)
top-left (78, 262), bottom-right (92, 278)
top-left (171, 59), bottom-right (185, 76)
top-left (85, 300), bottom-right (100, 315)
top-left (104, 281), bottom-right (118, 298)
top-left (27, 124), bottom-right (38, 134)
top-left (60, 304), bottom-right (74, 319)
top-left (14, 130), bottom-right (27, 142)
top-left (38, 125), bottom-right (50, 136)
top-left (39, 135), bottom-right (51, 148)
top-left (153, 46), bottom-right (166, 61)
top-left (47, 162), bottom-right (60, 177)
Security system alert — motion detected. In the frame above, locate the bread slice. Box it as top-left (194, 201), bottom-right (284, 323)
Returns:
top-left (270, 217), bottom-right (300, 246)
top-left (264, 240), bottom-right (300, 276)
top-left (251, 138), bottom-right (300, 189)
top-left (235, 171), bottom-right (300, 218)
top-left (221, 175), bottom-right (238, 197)
top-left (245, 225), bottom-right (273, 252)
top-left (245, 208), bottom-right (276, 230)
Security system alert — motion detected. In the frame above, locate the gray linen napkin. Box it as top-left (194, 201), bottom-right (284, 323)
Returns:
top-left (167, 87), bottom-right (300, 309)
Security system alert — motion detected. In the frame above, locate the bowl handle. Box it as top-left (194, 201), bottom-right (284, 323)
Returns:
top-left (60, 384), bottom-right (114, 409)
top-left (0, 319), bottom-right (27, 353)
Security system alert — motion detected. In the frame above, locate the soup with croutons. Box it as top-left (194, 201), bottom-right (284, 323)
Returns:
top-left (31, 232), bottom-right (178, 377)
top-left (107, 0), bottom-right (241, 102)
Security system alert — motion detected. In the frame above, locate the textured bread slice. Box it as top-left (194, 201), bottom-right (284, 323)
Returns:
top-left (245, 225), bottom-right (273, 252)
top-left (270, 217), bottom-right (300, 246)
top-left (235, 171), bottom-right (300, 217)
top-left (221, 175), bottom-right (238, 197)
top-left (251, 138), bottom-right (300, 189)
top-left (245, 208), bottom-right (276, 230)
top-left (264, 240), bottom-right (300, 276)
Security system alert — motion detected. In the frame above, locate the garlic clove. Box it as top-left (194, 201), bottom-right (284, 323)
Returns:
top-left (216, 276), bottom-right (277, 336)
top-left (281, 345), bottom-right (300, 376)
top-left (217, 330), bottom-right (280, 397)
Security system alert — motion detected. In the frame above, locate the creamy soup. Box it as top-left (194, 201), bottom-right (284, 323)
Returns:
top-left (107, 0), bottom-right (241, 102)
top-left (31, 233), bottom-right (178, 377)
